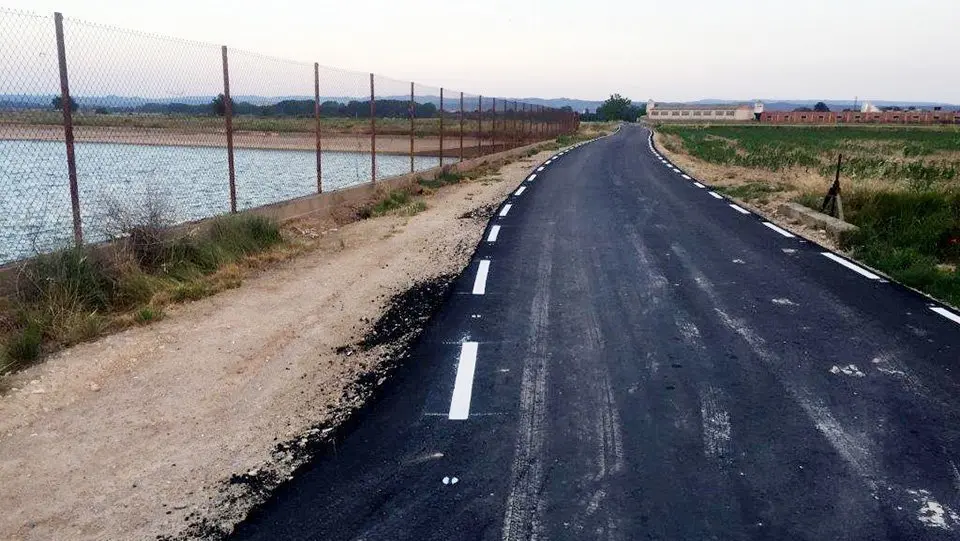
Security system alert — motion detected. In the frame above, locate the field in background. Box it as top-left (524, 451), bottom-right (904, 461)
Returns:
top-left (656, 124), bottom-right (960, 306)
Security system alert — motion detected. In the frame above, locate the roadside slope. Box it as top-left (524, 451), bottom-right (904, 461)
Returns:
top-left (0, 150), bottom-right (554, 541)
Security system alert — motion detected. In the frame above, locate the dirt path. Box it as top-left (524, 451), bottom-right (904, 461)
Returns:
top-left (0, 148), bottom-right (556, 541)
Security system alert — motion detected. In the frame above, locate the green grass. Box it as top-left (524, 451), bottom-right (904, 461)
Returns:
top-left (0, 214), bottom-right (283, 373)
top-left (659, 125), bottom-right (960, 183)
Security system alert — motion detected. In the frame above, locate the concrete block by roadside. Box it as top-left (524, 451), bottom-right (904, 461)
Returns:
top-left (778, 202), bottom-right (859, 243)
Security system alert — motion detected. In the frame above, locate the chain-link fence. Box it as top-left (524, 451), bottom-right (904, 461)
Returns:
top-left (0, 9), bottom-right (579, 265)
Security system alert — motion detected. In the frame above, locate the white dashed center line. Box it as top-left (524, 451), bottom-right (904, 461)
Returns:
top-left (821, 252), bottom-right (881, 280)
top-left (709, 191), bottom-right (723, 199)
top-left (763, 222), bottom-right (796, 238)
top-left (448, 341), bottom-right (479, 420)
top-left (499, 204), bottom-right (512, 217)
top-left (514, 186), bottom-right (526, 196)
top-left (487, 225), bottom-right (501, 242)
top-left (931, 306), bottom-right (960, 325)
top-left (472, 260), bottom-right (491, 294)
top-left (729, 204), bottom-right (751, 215)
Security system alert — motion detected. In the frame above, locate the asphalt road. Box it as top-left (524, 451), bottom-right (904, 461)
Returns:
top-left (229, 124), bottom-right (960, 541)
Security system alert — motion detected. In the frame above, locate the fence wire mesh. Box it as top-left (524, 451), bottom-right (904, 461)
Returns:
top-left (0, 9), bottom-right (578, 265)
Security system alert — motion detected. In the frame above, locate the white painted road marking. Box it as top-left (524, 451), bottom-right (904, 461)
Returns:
top-left (536, 166), bottom-right (544, 172)
top-left (448, 342), bottom-right (479, 420)
top-left (682, 174), bottom-right (692, 180)
top-left (763, 222), bottom-right (796, 238)
top-left (729, 204), bottom-right (751, 215)
top-left (694, 182), bottom-right (706, 188)
top-left (527, 173), bottom-right (537, 181)
top-left (487, 225), bottom-right (501, 242)
top-left (544, 160), bottom-right (552, 165)
top-left (514, 186), bottom-right (526, 196)
top-left (821, 252), bottom-right (882, 280)
top-left (709, 191), bottom-right (723, 199)
top-left (931, 306), bottom-right (960, 325)
top-left (472, 260), bottom-right (490, 294)
top-left (499, 204), bottom-right (512, 217)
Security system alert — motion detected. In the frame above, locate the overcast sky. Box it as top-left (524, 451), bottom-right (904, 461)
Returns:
top-left (3, 0), bottom-right (959, 103)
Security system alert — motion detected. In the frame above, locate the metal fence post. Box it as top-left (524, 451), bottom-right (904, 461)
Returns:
top-left (459, 91), bottom-right (464, 162)
top-left (221, 45), bottom-right (237, 213)
top-left (439, 87), bottom-right (444, 168)
top-left (314, 62), bottom-right (322, 193)
top-left (492, 98), bottom-right (497, 152)
top-left (477, 95), bottom-right (482, 156)
top-left (409, 81), bottom-right (415, 173)
top-left (513, 100), bottom-right (518, 148)
top-left (54, 13), bottom-right (82, 246)
top-left (370, 73), bottom-right (376, 182)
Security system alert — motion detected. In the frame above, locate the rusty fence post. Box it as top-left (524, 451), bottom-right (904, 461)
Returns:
top-left (477, 95), bottom-right (482, 156)
top-left (439, 88), bottom-right (444, 168)
top-left (409, 82), bottom-right (415, 173)
top-left (221, 45), bottom-right (237, 213)
top-left (513, 100), bottom-right (519, 148)
top-left (54, 12), bottom-right (82, 245)
top-left (459, 91), bottom-right (464, 162)
top-left (492, 98), bottom-right (497, 152)
top-left (314, 62), bottom-right (322, 193)
top-left (370, 73), bottom-right (376, 182)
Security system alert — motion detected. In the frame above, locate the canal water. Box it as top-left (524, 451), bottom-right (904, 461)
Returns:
top-left (0, 140), bottom-right (444, 263)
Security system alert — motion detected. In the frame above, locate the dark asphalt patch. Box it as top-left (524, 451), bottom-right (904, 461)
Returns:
top-left (159, 275), bottom-right (457, 541)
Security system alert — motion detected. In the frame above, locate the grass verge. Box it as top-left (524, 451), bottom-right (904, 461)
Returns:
top-left (0, 215), bottom-right (284, 374)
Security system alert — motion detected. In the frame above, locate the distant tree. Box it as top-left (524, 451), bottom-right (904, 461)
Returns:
top-left (51, 95), bottom-right (78, 112)
top-left (597, 94), bottom-right (639, 122)
top-left (211, 93), bottom-right (233, 116)
top-left (793, 106), bottom-right (813, 113)
top-left (813, 102), bottom-right (830, 112)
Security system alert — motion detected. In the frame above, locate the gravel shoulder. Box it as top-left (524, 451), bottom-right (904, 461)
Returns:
top-left (0, 149), bottom-right (555, 541)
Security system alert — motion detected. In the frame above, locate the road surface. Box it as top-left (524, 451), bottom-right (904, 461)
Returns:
top-left (229, 125), bottom-right (960, 540)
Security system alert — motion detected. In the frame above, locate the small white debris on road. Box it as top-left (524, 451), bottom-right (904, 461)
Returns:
top-left (829, 365), bottom-right (865, 377)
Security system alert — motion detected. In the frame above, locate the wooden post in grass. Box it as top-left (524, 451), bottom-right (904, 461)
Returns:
top-left (821, 153), bottom-right (844, 220)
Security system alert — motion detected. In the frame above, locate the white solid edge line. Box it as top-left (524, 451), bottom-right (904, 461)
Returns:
top-left (514, 186), bottom-right (526, 196)
top-left (472, 260), bottom-right (491, 294)
top-left (709, 191), bottom-right (723, 199)
top-left (527, 173), bottom-right (537, 181)
top-left (681, 174), bottom-right (692, 180)
top-left (763, 222), bottom-right (796, 238)
top-left (499, 204), bottom-right (512, 217)
top-left (821, 252), bottom-right (881, 280)
top-left (931, 306), bottom-right (960, 325)
top-left (694, 182), bottom-right (706, 188)
top-left (448, 341), bottom-right (479, 420)
top-left (729, 204), bottom-right (751, 215)
top-left (487, 225), bottom-right (501, 242)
